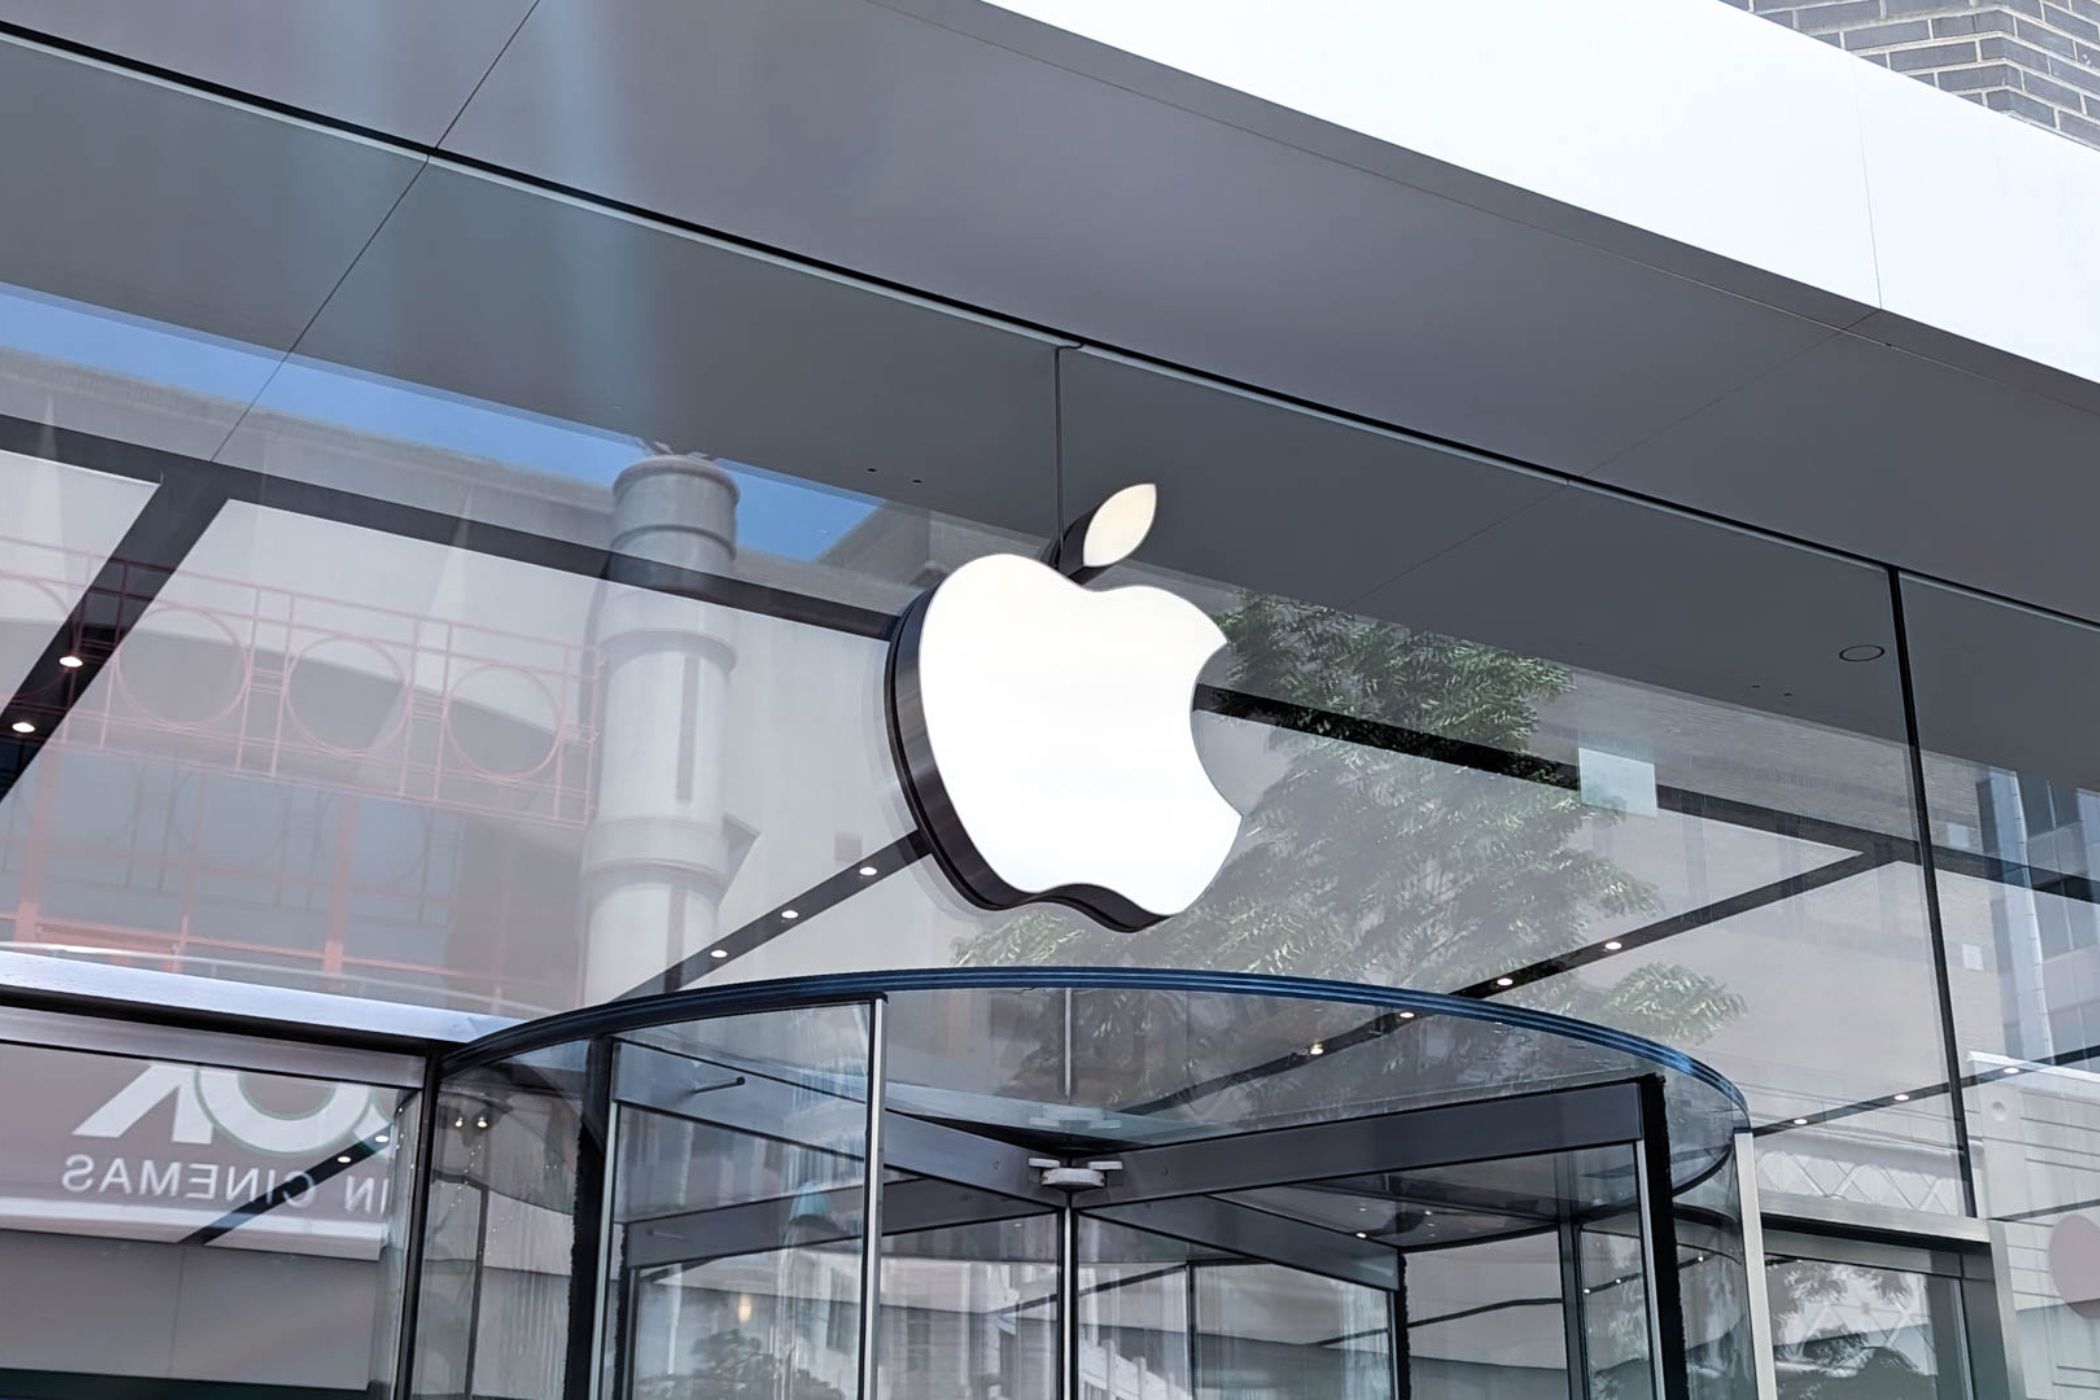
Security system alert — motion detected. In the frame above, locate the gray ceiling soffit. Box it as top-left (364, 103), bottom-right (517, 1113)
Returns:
top-left (0, 0), bottom-right (533, 146)
top-left (1069, 349), bottom-right (1907, 740)
top-left (1592, 330), bottom-right (2100, 628)
top-left (438, 0), bottom-right (2100, 624)
top-left (438, 0), bottom-right (1839, 476)
top-left (1901, 576), bottom-right (2100, 788)
top-left (282, 164), bottom-right (1061, 534)
top-left (1060, 349), bottom-right (1559, 609)
top-left (1358, 481), bottom-right (1908, 745)
top-left (0, 38), bottom-right (421, 351)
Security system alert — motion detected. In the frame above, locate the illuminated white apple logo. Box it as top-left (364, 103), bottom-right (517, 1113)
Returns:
top-left (888, 484), bottom-right (1241, 930)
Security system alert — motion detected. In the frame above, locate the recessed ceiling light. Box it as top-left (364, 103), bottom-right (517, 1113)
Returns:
top-left (475, 1116), bottom-right (489, 1130)
top-left (709, 948), bottom-right (729, 959)
top-left (375, 1133), bottom-right (389, 1144)
top-left (57, 655), bottom-right (83, 669)
top-left (9, 720), bottom-right (33, 735)
top-left (1354, 1230), bottom-right (1368, 1239)
top-left (453, 1116), bottom-right (465, 1129)
top-left (781, 908), bottom-right (800, 921)
top-left (1791, 1117), bottom-right (1809, 1126)
top-left (1495, 976), bottom-right (1514, 987)
top-left (1308, 1042), bottom-right (1325, 1056)
top-left (2004, 1066), bottom-right (2021, 1076)
top-left (858, 865), bottom-right (878, 877)
top-left (337, 1154), bottom-right (353, 1165)
top-left (1893, 1092), bottom-right (1910, 1103)
top-left (1603, 941), bottom-right (1623, 952)
top-left (1399, 1011), bottom-right (1415, 1020)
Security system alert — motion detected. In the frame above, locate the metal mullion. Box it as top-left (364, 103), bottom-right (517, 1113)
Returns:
top-left (1062, 1206), bottom-right (1080, 1400)
top-left (1389, 1253), bottom-right (1412, 1400)
top-left (1185, 1258), bottom-right (1201, 1400)
top-left (561, 1037), bottom-right (616, 1400)
top-left (1733, 1134), bottom-right (1780, 1400)
top-left (388, 1052), bottom-right (444, 1400)
top-left (1558, 1158), bottom-right (1593, 1400)
top-left (857, 997), bottom-right (888, 1400)
top-left (1634, 1075), bottom-right (1692, 1400)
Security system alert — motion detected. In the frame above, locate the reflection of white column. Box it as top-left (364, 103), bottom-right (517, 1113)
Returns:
top-left (582, 455), bottom-right (740, 1003)
top-left (1987, 770), bottom-right (2056, 1065)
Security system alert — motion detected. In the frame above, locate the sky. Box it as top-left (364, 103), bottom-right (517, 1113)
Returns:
top-left (0, 280), bottom-right (882, 561)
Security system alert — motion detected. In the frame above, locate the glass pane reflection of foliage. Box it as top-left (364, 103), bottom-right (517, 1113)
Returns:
top-left (638, 1332), bottom-right (846, 1400)
top-left (963, 597), bottom-right (1745, 1081)
top-left (1766, 1257), bottom-right (1950, 1400)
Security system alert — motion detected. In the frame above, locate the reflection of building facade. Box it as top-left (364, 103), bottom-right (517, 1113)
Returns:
top-left (4, 3), bottom-right (2100, 1400)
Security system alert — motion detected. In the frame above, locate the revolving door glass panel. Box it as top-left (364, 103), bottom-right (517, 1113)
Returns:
top-left (406, 972), bottom-right (1754, 1400)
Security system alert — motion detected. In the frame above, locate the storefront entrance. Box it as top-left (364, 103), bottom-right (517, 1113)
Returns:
top-left (406, 971), bottom-right (1758, 1400)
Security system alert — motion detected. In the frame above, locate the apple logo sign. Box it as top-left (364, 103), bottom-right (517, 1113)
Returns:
top-left (886, 484), bottom-right (1242, 931)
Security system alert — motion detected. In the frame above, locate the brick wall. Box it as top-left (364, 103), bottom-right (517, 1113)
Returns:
top-left (1726, 0), bottom-right (2100, 147)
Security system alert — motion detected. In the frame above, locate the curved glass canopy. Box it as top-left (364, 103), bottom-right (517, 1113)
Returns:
top-left (407, 969), bottom-right (1756, 1400)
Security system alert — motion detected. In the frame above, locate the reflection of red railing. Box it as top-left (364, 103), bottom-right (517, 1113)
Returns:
top-left (0, 538), bottom-right (601, 1015)
top-left (5, 537), bottom-right (600, 826)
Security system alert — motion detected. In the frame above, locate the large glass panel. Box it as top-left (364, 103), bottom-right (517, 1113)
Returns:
top-left (603, 1002), bottom-right (873, 1400)
top-left (1408, 1230), bottom-right (1569, 1400)
top-left (745, 349), bottom-right (1952, 1217)
top-left (0, 36), bottom-right (1060, 1027)
top-left (411, 1042), bottom-right (586, 1400)
top-left (1765, 1247), bottom-right (1968, 1400)
top-left (0, 1020), bottom-right (417, 1398)
top-left (1903, 576), bottom-right (2100, 1398)
top-left (881, 1215), bottom-right (1060, 1400)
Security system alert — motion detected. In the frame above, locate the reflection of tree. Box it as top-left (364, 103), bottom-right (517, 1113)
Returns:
top-left (638, 1331), bottom-right (847, 1400)
top-left (962, 597), bottom-right (1743, 1053)
top-left (1767, 1260), bottom-right (1938, 1400)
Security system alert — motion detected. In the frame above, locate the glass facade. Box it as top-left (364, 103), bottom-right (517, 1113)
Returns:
top-left (0, 20), bottom-right (2085, 1400)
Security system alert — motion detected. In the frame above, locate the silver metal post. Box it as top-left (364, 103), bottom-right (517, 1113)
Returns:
top-left (1062, 1205), bottom-right (1081, 1400)
top-left (857, 998), bottom-right (888, 1400)
top-left (1732, 1133), bottom-right (1780, 1400)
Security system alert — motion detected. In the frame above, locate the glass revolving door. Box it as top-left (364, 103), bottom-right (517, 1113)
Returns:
top-left (402, 970), bottom-right (1756, 1400)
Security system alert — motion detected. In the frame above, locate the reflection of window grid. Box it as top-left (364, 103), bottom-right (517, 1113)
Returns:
top-left (7, 458), bottom-right (2096, 1156)
top-left (0, 530), bottom-right (599, 828)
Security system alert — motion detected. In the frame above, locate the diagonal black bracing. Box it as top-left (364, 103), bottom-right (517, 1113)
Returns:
top-left (0, 474), bottom-right (228, 808)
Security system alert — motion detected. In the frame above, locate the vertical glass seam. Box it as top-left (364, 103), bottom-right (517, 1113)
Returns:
top-left (1890, 567), bottom-right (1980, 1215)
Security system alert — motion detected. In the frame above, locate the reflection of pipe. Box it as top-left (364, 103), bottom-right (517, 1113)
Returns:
top-left (582, 455), bottom-right (740, 1003)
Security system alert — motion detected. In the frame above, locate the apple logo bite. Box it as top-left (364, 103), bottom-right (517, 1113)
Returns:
top-left (887, 484), bottom-right (1242, 931)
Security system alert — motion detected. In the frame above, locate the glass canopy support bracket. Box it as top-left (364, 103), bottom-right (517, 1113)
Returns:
top-left (612, 1037), bottom-right (1065, 1210)
top-left (1087, 1196), bottom-right (1400, 1293)
top-left (1089, 1078), bottom-right (1648, 1208)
